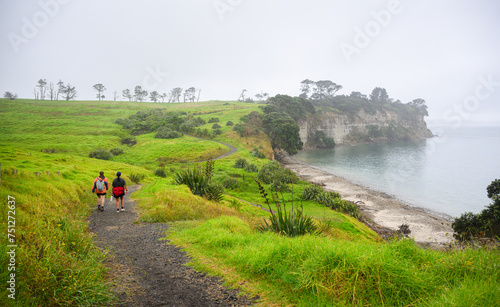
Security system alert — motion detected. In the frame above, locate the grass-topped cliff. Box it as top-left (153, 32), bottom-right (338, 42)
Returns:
top-left (1, 98), bottom-right (499, 306)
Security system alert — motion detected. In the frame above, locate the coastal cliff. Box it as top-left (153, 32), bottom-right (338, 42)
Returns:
top-left (298, 109), bottom-right (433, 146)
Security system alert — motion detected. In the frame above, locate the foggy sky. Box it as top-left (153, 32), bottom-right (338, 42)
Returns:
top-left (1, 0), bottom-right (500, 124)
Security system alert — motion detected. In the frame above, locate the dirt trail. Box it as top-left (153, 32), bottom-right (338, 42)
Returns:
top-left (89, 185), bottom-right (256, 306)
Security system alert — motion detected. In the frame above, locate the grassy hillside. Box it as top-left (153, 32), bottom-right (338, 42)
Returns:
top-left (1, 98), bottom-right (499, 306)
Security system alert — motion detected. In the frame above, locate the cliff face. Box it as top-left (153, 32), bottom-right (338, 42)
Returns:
top-left (298, 109), bottom-right (433, 147)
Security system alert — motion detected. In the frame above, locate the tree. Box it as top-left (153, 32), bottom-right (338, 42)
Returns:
top-left (150, 91), bottom-right (159, 102)
top-left (408, 98), bottom-right (429, 117)
top-left (452, 179), bottom-right (500, 241)
top-left (113, 91), bottom-right (118, 101)
top-left (60, 83), bottom-right (77, 100)
top-left (3, 92), bottom-right (18, 100)
top-left (48, 82), bottom-right (56, 100)
top-left (350, 91), bottom-right (367, 99)
top-left (160, 93), bottom-right (168, 103)
top-left (122, 89), bottom-right (132, 101)
top-left (37, 79), bottom-right (47, 100)
top-left (93, 83), bottom-right (106, 101)
top-left (238, 89), bottom-right (247, 102)
top-left (184, 87), bottom-right (196, 102)
top-left (299, 79), bottom-right (314, 98)
top-left (134, 86), bottom-right (148, 102)
top-left (169, 87), bottom-right (182, 102)
top-left (369, 87), bottom-right (389, 104)
top-left (268, 117), bottom-right (303, 155)
top-left (56, 80), bottom-right (64, 100)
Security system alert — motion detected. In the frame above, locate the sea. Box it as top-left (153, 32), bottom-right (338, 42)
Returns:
top-left (293, 125), bottom-right (500, 218)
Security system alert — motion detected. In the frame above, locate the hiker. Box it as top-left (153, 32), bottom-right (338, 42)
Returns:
top-left (92, 171), bottom-right (109, 212)
top-left (112, 171), bottom-right (128, 213)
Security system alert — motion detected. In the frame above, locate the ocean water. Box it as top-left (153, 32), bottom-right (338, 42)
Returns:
top-left (293, 125), bottom-right (500, 218)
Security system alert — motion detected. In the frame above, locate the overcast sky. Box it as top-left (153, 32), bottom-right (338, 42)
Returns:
top-left (1, 0), bottom-right (500, 124)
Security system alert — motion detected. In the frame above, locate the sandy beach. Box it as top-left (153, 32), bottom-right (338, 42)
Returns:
top-left (281, 156), bottom-right (455, 249)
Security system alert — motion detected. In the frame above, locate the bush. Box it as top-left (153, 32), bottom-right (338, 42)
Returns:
top-left (234, 158), bottom-right (248, 169)
top-left (256, 180), bottom-right (318, 237)
top-left (212, 123), bottom-right (221, 129)
top-left (251, 148), bottom-right (266, 159)
top-left (110, 147), bottom-right (124, 156)
top-left (452, 179), bottom-right (500, 241)
top-left (89, 149), bottom-right (112, 160)
top-left (208, 117), bottom-right (220, 123)
top-left (155, 127), bottom-right (183, 139)
top-left (226, 121), bottom-right (234, 126)
top-left (220, 177), bottom-right (239, 189)
top-left (244, 163), bottom-right (258, 173)
top-left (120, 136), bottom-right (137, 146)
top-left (270, 181), bottom-right (290, 193)
top-left (258, 161), bottom-right (298, 184)
top-left (213, 129), bottom-right (222, 136)
top-left (301, 184), bottom-right (324, 201)
top-left (154, 168), bottom-right (167, 178)
top-left (174, 162), bottom-right (224, 202)
top-left (129, 173), bottom-right (146, 184)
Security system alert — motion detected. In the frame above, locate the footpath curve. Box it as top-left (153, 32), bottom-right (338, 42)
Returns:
top-left (89, 185), bottom-right (256, 306)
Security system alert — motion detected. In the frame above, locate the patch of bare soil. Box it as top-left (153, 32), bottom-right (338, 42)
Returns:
top-left (88, 185), bottom-right (257, 306)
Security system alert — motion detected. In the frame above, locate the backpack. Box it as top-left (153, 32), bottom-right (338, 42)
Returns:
top-left (96, 178), bottom-right (105, 193)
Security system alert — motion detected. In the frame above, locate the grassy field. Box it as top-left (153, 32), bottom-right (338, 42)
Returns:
top-left (1, 98), bottom-right (499, 306)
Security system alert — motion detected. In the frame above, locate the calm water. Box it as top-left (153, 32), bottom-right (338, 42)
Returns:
top-left (294, 125), bottom-right (500, 218)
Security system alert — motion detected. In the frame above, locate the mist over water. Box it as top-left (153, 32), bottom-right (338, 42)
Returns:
top-left (294, 125), bottom-right (500, 218)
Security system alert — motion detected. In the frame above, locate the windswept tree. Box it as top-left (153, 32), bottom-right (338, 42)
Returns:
top-left (160, 92), bottom-right (168, 103)
top-left (150, 91), bottom-right (159, 102)
top-left (122, 89), bottom-right (132, 101)
top-left (3, 92), bottom-right (18, 100)
top-left (134, 86), bottom-right (148, 102)
top-left (60, 83), bottom-right (77, 100)
top-left (184, 87), bottom-right (197, 102)
top-left (311, 80), bottom-right (342, 100)
top-left (113, 90), bottom-right (118, 101)
top-left (48, 82), bottom-right (56, 100)
top-left (299, 79), bottom-right (315, 98)
top-left (93, 84), bottom-right (106, 101)
top-left (169, 87), bottom-right (182, 103)
top-left (56, 80), bottom-right (64, 100)
top-left (238, 89), bottom-right (247, 102)
top-left (37, 79), bottom-right (48, 100)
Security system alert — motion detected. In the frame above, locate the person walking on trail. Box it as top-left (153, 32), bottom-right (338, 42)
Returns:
top-left (92, 171), bottom-right (109, 212)
top-left (112, 171), bottom-right (128, 213)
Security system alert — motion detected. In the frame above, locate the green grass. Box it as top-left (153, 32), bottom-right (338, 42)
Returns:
top-left (2, 98), bottom-right (499, 306)
top-left (168, 216), bottom-right (500, 306)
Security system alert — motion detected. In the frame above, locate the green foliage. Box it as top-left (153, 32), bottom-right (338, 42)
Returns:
top-left (270, 180), bottom-right (290, 193)
top-left (116, 109), bottom-right (187, 136)
top-left (234, 158), bottom-right (248, 169)
top-left (226, 120), bottom-right (234, 126)
top-left (194, 128), bottom-right (212, 139)
top-left (308, 130), bottom-right (335, 148)
top-left (154, 168), bottom-right (167, 178)
top-left (244, 163), bottom-right (259, 173)
top-left (110, 147), bottom-right (124, 156)
top-left (89, 148), bottom-right (113, 160)
top-left (208, 117), bottom-right (220, 123)
top-left (256, 180), bottom-right (318, 237)
top-left (257, 161), bottom-right (298, 185)
top-left (211, 123), bottom-right (221, 129)
top-left (301, 184), bottom-right (324, 200)
top-left (174, 161), bottom-right (224, 202)
top-left (120, 136), bottom-right (137, 146)
top-left (453, 179), bottom-right (500, 241)
top-left (251, 148), bottom-right (266, 159)
top-left (220, 177), bottom-right (240, 189)
top-left (301, 184), bottom-right (357, 217)
top-left (129, 172), bottom-right (146, 184)
top-left (155, 126), bottom-right (183, 139)
top-left (212, 128), bottom-right (222, 136)
top-left (263, 114), bottom-right (303, 155)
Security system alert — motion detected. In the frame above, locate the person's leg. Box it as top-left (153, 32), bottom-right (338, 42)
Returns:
top-left (116, 196), bottom-right (120, 212)
top-left (100, 195), bottom-right (105, 210)
top-left (120, 196), bottom-right (125, 211)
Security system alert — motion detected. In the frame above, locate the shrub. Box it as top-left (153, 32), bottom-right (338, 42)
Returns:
top-left (234, 158), bottom-right (248, 169)
top-left (301, 184), bottom-right (324, 201)
top-left (256, 180), bottom-right (318, 237)
top-left (212, 123), bottom-right (221, 129)
top-left (129, 173), bottom-right (146, 184)
top-left (120, 136), bottom-right (137, 146)
top-left (251, 148), bottom-right (266, 159)
top-left (270, 181), bottom-right (290, 193)
top-left (110, 147), bottom-right (124, 156)
top-left (89, 149), bottom-right (112, 160)
top-left (452, 179), bottom-right (500, 241)
top-left (221, 177), bottom-right (239, 189)
top-left (154, 168), bottom-right (167, 178)
top-left (155, 127), bottom-right (182, 139)
top-left (213, 129), bottom-right (222, 136)
top-left (174, 162), bottom-right (224, 202)
top-left (208, 117), bottom-right (220, 123)
top-left (244, 164), bottom-right (259, 173)
top-left (258, 161), bottom-right (298, 184)
top-left (226, 121), bottom-right (234, 126)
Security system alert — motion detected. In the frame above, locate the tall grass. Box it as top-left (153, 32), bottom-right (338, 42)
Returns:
top-left (169, 216), bottom-right (500, 306)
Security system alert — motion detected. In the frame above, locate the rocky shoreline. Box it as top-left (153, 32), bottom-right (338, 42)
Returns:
top-left (281, 156), bottom-right (455, 249)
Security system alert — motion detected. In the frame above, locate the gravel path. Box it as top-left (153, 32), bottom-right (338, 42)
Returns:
top-left (88, 185), bottom-right (256, 306)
